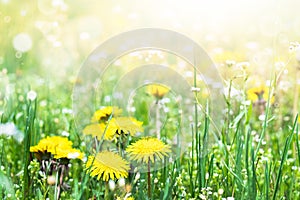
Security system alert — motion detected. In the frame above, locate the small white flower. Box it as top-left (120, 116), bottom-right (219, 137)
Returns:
top-left (236, 62), bottom-right (250, 70)
top-left (292, 166), bottom-right (298, 170)
top-left (67, 152), bottom-right (80, 159)
top-left (108, 179), bottom-right (115, 191)
top-left (134, 172), bottom-right (140, 182)
top-left (191, 87), bottom-right (201, 92)
top-left (62, 108), bottom-right (73, 114)
top-left (199, 194), bottom-right (206, 199)
top-left (259, 114), bottom-right (266, 121)
top-left (27, 90), bottom-right (37, 101)
top-left (218, 188), bottom-right (224, 195)
top-left (163, 107), bottom-right (169, 113)
top-left (161, 97), bottom-right (170, 104)
top-left (205, 172), bottom-right (209, 180)
top-left (104, 95), bottom-right (111, 102)
top-left (118, 178), bottom-right (125, 187)
top-left (0, 122), bottom-right (24, 142)
top-left (225, 60), bottom-right (236, 66)
top-left (61, 131), bottom-right (70, 137)
top-left (40, 100), bottom-right (47, 107)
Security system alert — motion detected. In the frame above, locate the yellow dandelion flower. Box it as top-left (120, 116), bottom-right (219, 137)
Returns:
top-left (82, 123), bottom-right (103, 138)
top-left (91, 106), bottom-right (122, 123)
top-left (86, 151), bottom-right (129, 181)
top-left (83, 117), bottom-right (143, 140)
top-left (30, 136), bottom-right (72, 154)
top-left (247, 85), bottom-right (274, 104)
top-left (30, 136), bottom-right (84, 160)
top-left (147, 84), bottom-right (170, 99)
top-left (115, 196), bottom-right (134, 200)
top-left (102, 117), bottom-right (144, 140)
top-left (126, 137), bottom-right (171, 163)
top-left (213, 51), bottom-right (245, 63)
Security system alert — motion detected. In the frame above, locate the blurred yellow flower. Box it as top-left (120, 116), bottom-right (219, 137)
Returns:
top-left (147, 84), bottom-right (170, 99)
top-left (82, 123), bottom-right (103, 138)
top-left (247, 85), bottom-right (274, 104)
top-left (126, 137), bottom-right (171, 163)
top-left (91, 106), bottom-right (123, 123)
top-left (213, 51), bottom-right (245, 63)
top-left (86, 151), bottom-right (129, 181)
top-left (101, 117), bottom-right (144, 140)
top-left (116, 196), bottom-right (134, 200)
top-left (83, 117), bottom-right (143, 140)
top-left (30, 136), bottom-right (84, 160)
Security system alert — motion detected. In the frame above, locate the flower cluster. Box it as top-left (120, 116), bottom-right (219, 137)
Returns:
top-left (83, 105), bottom-right (171, 200)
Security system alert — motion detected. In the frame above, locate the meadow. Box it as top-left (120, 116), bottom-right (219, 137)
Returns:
top-left (1, 1), bottom-right (300, 200)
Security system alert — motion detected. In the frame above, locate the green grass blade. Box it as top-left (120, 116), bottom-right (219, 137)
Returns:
top-left (272, 115), bottom-right (297, 200)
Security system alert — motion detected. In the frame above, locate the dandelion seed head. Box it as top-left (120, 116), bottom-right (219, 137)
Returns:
top-left (13, 33), bottom-right (32, 52)
top-left (27, 90), bottom-right (37, 101)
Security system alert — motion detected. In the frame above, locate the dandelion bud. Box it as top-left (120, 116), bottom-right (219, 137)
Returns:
top-left (125, 184), bottom-right (132, 193)
top-left (134, 172), bottom-right (140, 182)
top-left (47, 175), bottom-right (56, 185)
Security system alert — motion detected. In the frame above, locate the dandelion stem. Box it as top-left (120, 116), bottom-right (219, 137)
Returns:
top-left (105, 182), bottom-right (109, 200)
top-left (292, 68), bottom-right (299, 119)
top-left (156, 101), bottom-right (161, 139)
top-left (147, 159), bottom-right (151, 199)
top-left (56, 165), bottom-right (65, 200)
